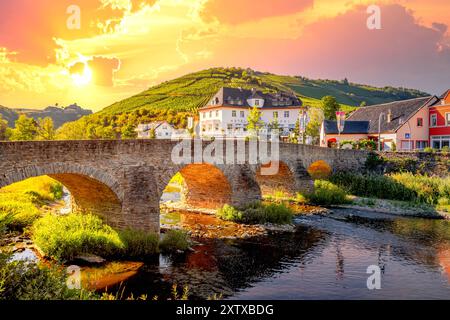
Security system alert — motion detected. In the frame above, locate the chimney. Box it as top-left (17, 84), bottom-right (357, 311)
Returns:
top-left (387, 109), bottom-right (392, 123)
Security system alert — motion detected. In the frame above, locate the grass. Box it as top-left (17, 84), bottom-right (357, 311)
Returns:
top-left (305, 180), bottom-right (351, 206)
top-left (330, 172), bottom-right (450, 212)
top-left (159, 230), bottom-right (191, 253)
top-left (31, 213), bottom-right (192, 261)
top-left (31, 213), bottom-right (125, 261)
top-left (0, 176), bottom-right (63, 231)
top-left (217, 202), bottom-right (293, 225)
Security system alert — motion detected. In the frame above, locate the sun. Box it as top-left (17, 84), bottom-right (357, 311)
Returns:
top-left (71, 64), bottom-right (93, 86)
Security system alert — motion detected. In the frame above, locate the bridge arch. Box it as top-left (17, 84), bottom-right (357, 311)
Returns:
top-left (0, 163), bottom-right (123, 227)
top-left (255, 160), bottom-right (314, 197)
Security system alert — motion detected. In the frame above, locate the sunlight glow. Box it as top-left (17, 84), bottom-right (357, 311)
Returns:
top-left (71, 64), bottom-right (93, 86)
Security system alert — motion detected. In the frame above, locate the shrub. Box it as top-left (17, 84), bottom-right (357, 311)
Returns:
top-left (118, 229), bottom-right (159, 257)
top-left (217, 204), bottom-right (243, 221)
top-left (159, 230), bottom-right (190, 252)
top-left (307, 180), bottom-right (350, 205)
top-left (423, 147), bottom-right (435, 153)
top-left (307, 160), bottom-right (332, 180)
top-left (31, 213), bottom-right (124, 261)
top-left (365, 152), bottom-right (384, 170)
top-left (217, 202), bottom-right (293, 225)
top-left (441, 146), bottom-right (450, 155)
top-left (330, 172), bottom-right (450, 206)
top-left (0, 252), bottom-right (91, 300)
top-left (0, 200), bottom-right (41, 230)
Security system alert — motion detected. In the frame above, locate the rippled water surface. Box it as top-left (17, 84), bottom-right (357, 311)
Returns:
top-left (105, 209), bottom-right (450, 300)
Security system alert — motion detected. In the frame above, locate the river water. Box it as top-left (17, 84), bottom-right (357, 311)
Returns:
top-left (102, 208), bottom-right (450, 300)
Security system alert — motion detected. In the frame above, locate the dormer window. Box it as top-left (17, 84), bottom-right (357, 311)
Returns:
top-left (255, 99), bottom-right (260, 106)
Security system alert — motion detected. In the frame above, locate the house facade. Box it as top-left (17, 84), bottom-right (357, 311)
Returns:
top-left (320, 96), bottom-right (440, 151)
top-left (429, 90), bottom-right (450, 149)
top-left (136, 121), bottom-right (176, 139)
top-left (199, 87), bottom-right (304, 138)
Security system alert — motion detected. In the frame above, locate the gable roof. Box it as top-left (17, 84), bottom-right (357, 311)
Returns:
top-left (323, 120), bottom-right (370, 134)
top-left (202, 87), bottom-right (302, 109)
top-left (347, 96), bottom-right (434, 133)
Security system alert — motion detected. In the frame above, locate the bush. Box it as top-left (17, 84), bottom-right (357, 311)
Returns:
top-left (307, 160), bottom-right (332, 180)
top-left (330, 172), bottom-right (450, 206)
top-left (306, 180), bottom-right (350, 205)
top-left (31, 213), bottom-right (124, 261)
top-left (0, 200), bottom-right (41, 230)
top-left (0, 252), bottom-right (91, 300)
top-left (217, 202), bottom-right (293, 225)
top-left (118, 229), bottom-right (159, 257)
top-left (217, 204), bottom-right (243, 221)
top-left (423, 147), bottom-right (435, 153)
top-left (159, 230), bottom-right (190, 252)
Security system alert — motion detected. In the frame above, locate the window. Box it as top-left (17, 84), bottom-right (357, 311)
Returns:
top-left (227, 124), bottom-right (233, 130)
top-left (417, 118), bottom-right (423, 127)
top-left (415, 141), bottom-right (427, 150)
top-left (273, 111), bottom-right (278, 118)
top-left (255, 100), bottom-right (260, 106)
top-left (401, 140), bottom-right (412, 150)
top-left (240, 111), bottom-right (244, 118)
top-left (284, 111), bottom-right (289, 118)
top-left (232, 110), bottom-right (236, 117)
top-left (431, 136), bottom-right (450, 149)
top-left (209, 111), bottom-right (212, 118)
top-left (446, 113), bottom-right (450, 126)
top-left (431, 114), bottom-right (437, 127)
top-left (216, 110), bottom-right (219, 117)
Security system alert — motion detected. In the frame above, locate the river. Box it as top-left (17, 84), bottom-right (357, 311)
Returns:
top-left (99, 208), bottom-right (450, 300)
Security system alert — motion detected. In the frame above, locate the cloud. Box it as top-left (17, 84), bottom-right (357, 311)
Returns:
top-left (201, 0), bottom-right (313, 24)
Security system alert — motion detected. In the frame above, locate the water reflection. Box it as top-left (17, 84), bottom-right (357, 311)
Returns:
top-left (103, 209), bottom-right (450, 300)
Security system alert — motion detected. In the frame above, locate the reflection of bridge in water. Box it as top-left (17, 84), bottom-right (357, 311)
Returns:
top-left (0, 140), bottom-right (367, 232)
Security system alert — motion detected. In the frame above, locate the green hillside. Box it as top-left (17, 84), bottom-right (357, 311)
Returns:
top-left (55, 67), bottom-right (429, 140)
top-left (100, 67), bottom-right (429, 116)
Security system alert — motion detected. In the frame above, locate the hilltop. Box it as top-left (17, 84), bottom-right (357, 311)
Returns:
top-left (100, 67), bottom-right (429, 116)
top-left (0, 104), bottom-right (93, 128)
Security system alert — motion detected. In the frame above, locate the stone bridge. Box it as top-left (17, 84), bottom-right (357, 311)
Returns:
top-left (0, 140), bottom-right (368, 232)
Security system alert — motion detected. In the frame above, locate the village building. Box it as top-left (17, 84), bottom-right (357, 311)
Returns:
top-left (199, 87), bottom-right (304, 138)
top-left (429, 90), bottom-right (450, 149)
top-left (320, 96), bottom-right (440, 151)
top-left (136, 121), bottom-right (176, 139)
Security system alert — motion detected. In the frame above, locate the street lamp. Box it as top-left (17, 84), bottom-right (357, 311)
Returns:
top-left (378, 112), bottom-right (386, 151)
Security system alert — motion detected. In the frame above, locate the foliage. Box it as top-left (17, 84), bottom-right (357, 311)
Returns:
top-left (159, 230), bottom-right (190, 252)
top-left (246, 106), bottom-right (264, 134)
top-left (120, 123), bottom-right (137, 139)
top-left (305, 107), bottom-right (324, 143)
top-left (365, 152), bottom-right (384, 170)
top-left (0, 252), bottom-right (91, 300)
top-left (321, 96), bottom-right (340, 120)
top-left (0, 176), bottom-right (63, 230)
top-left (118, 229), bottom-right (159, 257)
top-left (306, 180), bottom-right (351, 205)
top-left (330, 172), bottom-right (450, 206)
top-left (354, 139), bottom-right (377, 150)
top-left (0, 114), bottom-right (11, 141)
top-left (11, 114), bottom-right (37, 141)
top-left (423, 147), bottom-right (435, 153)
top-left (36, 117), bottom-right (56, 140)
top-left (217, 202), bottom-right (293, 225)
top-left (31, 213), bottom-right (125, 261)
top-left (307, 160), bottom-right (332, 180)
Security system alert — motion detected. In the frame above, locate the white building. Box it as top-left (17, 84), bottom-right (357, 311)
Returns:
top-left (136, 121), bottom-right (176, 139)
top-left (199, 87), bottom-right (305, 138)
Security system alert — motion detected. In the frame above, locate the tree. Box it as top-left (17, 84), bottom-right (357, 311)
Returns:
top-left (321, 96), bottom-right (340, 120)
top-left (11, 115), bottom-right (37, 141)
top-left (37, 117), bottom-right (55, 140)
top-left (268, 117), bottom-right (280, 132)
top-left (305, 107), bottom-right (324, 145)
top-left (246, 106), bottom-right (264, 135)
top-left (0, 115), bottom-right (10, 141)
top-left (360, 101), bottom-right (367, 107)
top-left (149, 128), bottom-right (156, 139)
top-left (121, 123), bottom-right (137, 139)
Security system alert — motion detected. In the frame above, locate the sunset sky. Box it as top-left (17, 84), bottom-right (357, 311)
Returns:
top-left (1, 0), bottom-right (450, 111)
